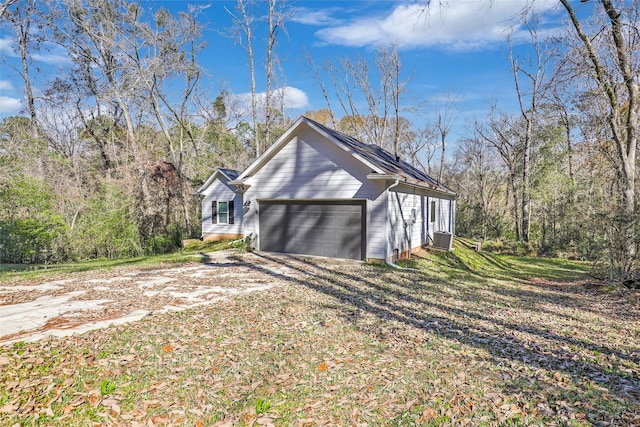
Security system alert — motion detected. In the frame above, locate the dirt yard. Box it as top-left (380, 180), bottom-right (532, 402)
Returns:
top-left (0, 251), bottom-right (304, 345)
top-left (0, 249), bottom-right (638, 425)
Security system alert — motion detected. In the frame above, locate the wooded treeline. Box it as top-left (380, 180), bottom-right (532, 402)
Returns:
top-left (1, 0), bottom-right (638, 280)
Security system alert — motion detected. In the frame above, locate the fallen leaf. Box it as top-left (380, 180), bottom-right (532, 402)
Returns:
top-left (257, 417), bottom-right (275, 426)
top-left (405, 399), bottom-right (418, 410)
top-left (419, 407), bottom-right (438, 422)
top-left (317, 362), bottom-right (328, 372)
top-left (0, 403), bottom-right (16, 414)
top-left (110, 402), bottom-right (121, 416)
top-left (162, 344), bottom-right (173, 353)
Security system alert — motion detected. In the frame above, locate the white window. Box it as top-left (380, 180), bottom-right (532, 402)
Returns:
top-left (212, 200), bottom-right (235, 225)
top-left (218, 201), bottom-right (228, 224)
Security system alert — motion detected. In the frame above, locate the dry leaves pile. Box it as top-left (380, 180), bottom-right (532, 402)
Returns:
top-left (0, 252), bottom-right (639, 426)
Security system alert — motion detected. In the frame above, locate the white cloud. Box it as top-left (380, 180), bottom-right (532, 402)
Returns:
top-left (315, 0), bottom-right (560, 50)
top-left (0, 96), bottom-right (22, 113)
top-left (32, 52), bottom-right (70, 64)
top-left (33, 42), bottom-right (71, 64)
top-left (0, 37), bottom-right (69, 64)
top-left (232, 86), bottom-right (309, 116)
top-left (291, 7), bottom-right (342, 26)
top-left (277, 86), bottom-right (309, 109)
top-left (0, 36), bottom-right (14, 54)
top-left (0, 80), bottom-right (14, 91)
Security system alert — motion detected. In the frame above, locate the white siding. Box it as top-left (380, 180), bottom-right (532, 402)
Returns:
top-left (426, 197), bottom-right (452, 243)
top-left (388, 191), bottom-right (425, 258)
top-left (388, 187), bottom-right (454, 259)
top-left (367, 193), bottom-right (387, 259)
top-left (242, 126), bottom-right (387, 259)
top-left (201, 177), bottom-right (243, 238)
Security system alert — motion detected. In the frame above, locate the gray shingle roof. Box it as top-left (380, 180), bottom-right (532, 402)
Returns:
top-left (304, 117), bottom-right (453, 193)
top-left (219, 168), bottom-right (241, 180)
top-left (196, 168), bottom-right (242, 194)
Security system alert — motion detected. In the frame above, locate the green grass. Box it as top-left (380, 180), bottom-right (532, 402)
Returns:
top-left (0, 239), bottom-right (243, 282)
top-left (400, 238), bottom-right (589, 282)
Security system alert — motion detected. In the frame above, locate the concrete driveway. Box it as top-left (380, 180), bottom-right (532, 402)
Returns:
top-left (0, 251), bottom-right (298, 345)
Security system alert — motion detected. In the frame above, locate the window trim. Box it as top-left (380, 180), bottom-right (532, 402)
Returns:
top-left (212, 199), bottom-right (235, 225)
top-left (217, 201), bottom-right (229, 224)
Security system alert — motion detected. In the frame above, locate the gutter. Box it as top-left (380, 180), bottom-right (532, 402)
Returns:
top-left (385, 179), bottom-right (401, 268)
top-left (367, 173), bottom-right (456, 199)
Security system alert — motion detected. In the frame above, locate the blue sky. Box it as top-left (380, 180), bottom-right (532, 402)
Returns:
top-left (0, 0), bottom-right (572, 146)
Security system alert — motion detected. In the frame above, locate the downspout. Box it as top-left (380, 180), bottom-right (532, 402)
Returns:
top-left (385, 179), bottom-right (417, 271)
top-left (451, 198), bottom-right (456, 236)
top-left (449, 199), bottom-right (453, 233)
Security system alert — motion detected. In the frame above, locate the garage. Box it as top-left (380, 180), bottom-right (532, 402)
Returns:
top-left (258, 200), bottom-right (366, 260)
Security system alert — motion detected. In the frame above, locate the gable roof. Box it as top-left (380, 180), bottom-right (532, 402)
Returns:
top-left (304, 117), bottom-right (453, 193)
top-left (218, 168), bottom-right (241, 180)
top-left (231, 116), bottom-right (455, 196)
top-left (196, 168), bottom-right (241, 194)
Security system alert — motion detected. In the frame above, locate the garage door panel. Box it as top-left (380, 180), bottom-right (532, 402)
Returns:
top-left (259, 200), bottom-right (364, 260)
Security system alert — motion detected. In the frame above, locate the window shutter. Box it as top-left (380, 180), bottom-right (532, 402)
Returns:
top-left (212, 201), bottom-right (217, 224)
top-left (430, 200), bottom-right (436, 223)
top-left (228, 200), bottom-right (235, 224)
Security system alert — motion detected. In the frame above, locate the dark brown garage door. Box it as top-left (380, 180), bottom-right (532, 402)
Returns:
top-left (258, 200), bottom-right (365, 260)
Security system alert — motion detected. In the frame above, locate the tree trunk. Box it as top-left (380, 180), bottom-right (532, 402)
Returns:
top-left (521, 117), bottom-right (532, 242)
top-left (8, 0), bottom-right (38, 136)
top-left (438, 131), bottom-right (446, 183)
top-left (512, 174), bottom-right (521, 243)
top-left (559, 0), bottom-right (638, 276)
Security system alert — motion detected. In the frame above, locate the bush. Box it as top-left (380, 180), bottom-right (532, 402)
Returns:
top-left (0, 176), bottom-right (70, 264)
top-left (70, 185), bottom-right (143, 260)
top-left (144, 227), bottom-right (183, 255)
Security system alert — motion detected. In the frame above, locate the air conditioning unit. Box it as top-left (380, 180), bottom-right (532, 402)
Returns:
top-left (433, 231), bottom-right (453, 251)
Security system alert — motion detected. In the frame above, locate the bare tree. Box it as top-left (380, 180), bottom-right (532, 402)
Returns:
top-left (476, 110), bottom-right (524, 242)
top-left (4, 0), bottom-right (41, 136)
top-left (136, 5), bottom-right (205, 235)
top-left (61, 0), bottom-right (139, 148)
top-left (433, 91), bottom-right (459, 183)
top-left (308, 45), bottom-right (411, 157)
top-left (227, 0), bottom-right (258, 155)
top-left (303, 51), bottom-right (339, 129)
top-left (456, 129), bottom-right (504, 240)
top-left (263, 0), bottom-right (287, 151)
top-left (557, 0), bottom-right (639, 277)
top-left (0, 0), bottom-right (17, 19)
top-left (507, 16), bottom-right (550, 243)
top-left (227, 0), bottom-right (287, 156)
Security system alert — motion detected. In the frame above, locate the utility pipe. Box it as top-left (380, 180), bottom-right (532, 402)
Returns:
top-left (384, 178), bottom-right (419, 271)
top-left (386, 259), bottom-right (419, 271)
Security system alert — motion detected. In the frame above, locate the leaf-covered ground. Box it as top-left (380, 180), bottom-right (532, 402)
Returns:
top-left (1, 246), bottom-right (639, 426)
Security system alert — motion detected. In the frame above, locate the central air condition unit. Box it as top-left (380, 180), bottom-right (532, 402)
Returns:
top-left (433, 231), bottom-right (453, 251)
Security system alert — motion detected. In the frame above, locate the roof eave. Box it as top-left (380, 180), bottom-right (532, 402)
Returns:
top-left (367, 173), bottom-right (457, 199)
top-left (196, 169), bottom-right (240, 194)
top-left (367, 173), bottom-right (401, 181)
top-left (196, 171), bottom-right (222, 194)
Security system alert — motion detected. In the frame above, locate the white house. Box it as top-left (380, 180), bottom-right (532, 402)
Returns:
top-left (196, 116), bottom-right (456, 263)
top-left (196, 168), bottom-right (244, 241)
